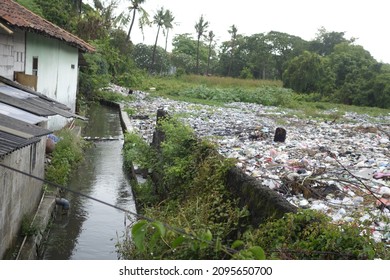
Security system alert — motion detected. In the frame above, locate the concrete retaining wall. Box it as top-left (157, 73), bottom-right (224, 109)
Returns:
top-left (226, 167), bottom-right (296, 225)
top-left (0, 139), bottom-right (46, 259)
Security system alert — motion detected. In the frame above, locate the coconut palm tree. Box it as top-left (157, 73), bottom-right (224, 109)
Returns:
top-left (227, 24), bottom-right (238, 76)
top-left (150, 7), bottom-right (166, 72)
top-left (163, 9), bottom-right (175, 52)
top-left (195, 15), bottom-right (209, 74)
top-left (206, 30), bottom-right (215, 75)
top-left (125, 0), bottom-right (150, 42)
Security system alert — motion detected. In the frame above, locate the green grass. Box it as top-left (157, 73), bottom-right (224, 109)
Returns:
top-left (132, 74), bottom-right (390, 120)
top-left (178, 74), bottom-right (282, 88)
top-left (137, 74), bottom-right (282, 94)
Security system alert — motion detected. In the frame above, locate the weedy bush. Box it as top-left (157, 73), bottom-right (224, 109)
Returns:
top-left (94, 90), bottom-right (134, 103)
top-left (45, 128), bottom-right (86, 187)
top-left (21, 214), bottom-right (39, 237)
top-left (244, 210), bottom-right (389, 260)
top-left (119, 118), bottom-right (256, 260)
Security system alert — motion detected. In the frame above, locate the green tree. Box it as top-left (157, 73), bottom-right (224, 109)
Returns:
top-left (227, 24), bottom-right (238, 76)
top-left (283, 51), bottom-right (335, 94)
top-left (172, 33), bottom-right (197, 55)
top-left (365, 69), bottom-right (390, 108)
top-left (15, 0), bottom-right (43, 16)
top-left (73, 0), bottom-right (83, 14)
top-left (310, 27), bottom-right (354, 56)
top-left (163, 9), bottom-right (175, 52)
top-left (110, 28), bottom-right (133, 56)
top-left (150, 7), bottom-right (166, 72)
top-left (34, 0), bottom-right (76, 31)
top-left (194, 15), bottom-right (209, 74)
top-left (171, 33), bottom-right (207, 74)
top-left (206, 31), bottom-right (216, 75)
top-left (78, 40), bottom-right (111, 97)
top-left (329, 42), bottom-right (377, 105)
top-left (123, 0), bottom-right (150, 42)
top-left (217, 33), bottom-right (246, 78)
top-left (76, 0), bottom-right (118, 41)
top-left (243, 33), bottom-right (275, 79)
top-left (264, 31), bottom-right (308, 79)
top-left (133, 43), bottom-right (170, 74)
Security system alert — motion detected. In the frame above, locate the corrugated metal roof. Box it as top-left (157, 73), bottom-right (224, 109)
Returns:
top-left (0, 131), bottom-right (40, 157)
top-left (0, 77), bottom-right (87, 120)
top-left (0, 92), bottom-right (56, 116)
top-left (0, 102), bottom-right (48, 124)
top-left (0, 0), bottom-right (95, 53)
top-left (0, 114), bottom-right (52, 157)
top-left (0, 114), bottom-right (51, 137)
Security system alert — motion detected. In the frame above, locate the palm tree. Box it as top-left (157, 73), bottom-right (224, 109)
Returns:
top-left (125, 0), bottom-right (149, 42)
top-left (163, 10), bottom-right (175, 52)
top-left (206, 30), bottom-right (215, 75)
top-left (227, 24), bottom-right (238, 76)
top-left (195, 15), bottom-right (209, 74)
top-left (150, 7), bottom-right (166, 72)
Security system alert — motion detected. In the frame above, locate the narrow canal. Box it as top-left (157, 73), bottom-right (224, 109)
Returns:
top-left (43, 103), bottom-right (136, 260)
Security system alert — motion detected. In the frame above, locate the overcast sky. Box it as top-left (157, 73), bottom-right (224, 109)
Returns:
top-left (112, 0), bottom-right (389, 63)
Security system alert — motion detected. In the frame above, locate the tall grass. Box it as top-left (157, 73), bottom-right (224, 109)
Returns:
top-left (178, 74), bottom-right (282, 88)
top-left (134, 74), bottom-right (390, 119)
top-left (138, 74), bottom-right (282, 94)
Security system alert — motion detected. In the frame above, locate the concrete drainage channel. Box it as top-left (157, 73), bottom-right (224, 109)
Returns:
top-left (15, 102), bottom-right (137, 260)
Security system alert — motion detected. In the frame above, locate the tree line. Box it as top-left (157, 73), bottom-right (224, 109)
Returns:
top-left (16, 0), bottom-right (390, 108)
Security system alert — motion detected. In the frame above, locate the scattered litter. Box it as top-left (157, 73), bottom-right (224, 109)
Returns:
top-left (111, 86), bottom-right (390, 245)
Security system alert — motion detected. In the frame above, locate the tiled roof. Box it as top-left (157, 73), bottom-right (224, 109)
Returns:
top-left (0, 0), bottom-right (95, 52)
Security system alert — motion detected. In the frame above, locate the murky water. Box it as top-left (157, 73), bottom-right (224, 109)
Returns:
top-left (43, 103), bottom-right (136, 260)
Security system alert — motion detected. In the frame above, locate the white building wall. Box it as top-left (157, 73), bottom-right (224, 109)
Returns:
top-left (0, 139), bottom-right (46, 259)
top-left (0, 29), bottom-right (25, 80)
top-left (12, 31), bottom-right (25, 73)
top-left (25, 33), bottom-right (79, 130)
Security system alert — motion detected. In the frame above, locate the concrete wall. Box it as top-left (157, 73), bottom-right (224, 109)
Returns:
top-left (0, 29), bottom-right (25, 80)
top-left (226, 167), bottom-right (297, 226)
top-left (0, 138), bottom-right (46, 259)
top-left (25, 33), bottom-right (79, 130)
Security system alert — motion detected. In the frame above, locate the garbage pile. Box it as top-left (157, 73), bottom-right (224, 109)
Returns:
top-left (120, 88), bottom-right (390, 245)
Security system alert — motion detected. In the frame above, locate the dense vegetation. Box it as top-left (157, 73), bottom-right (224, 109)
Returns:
top-left (44, 128), bottom-right (86, 192)
top-left (16, 0), bottom-right (390, 109)
top-left (120, 117), bottom-right (389, 260)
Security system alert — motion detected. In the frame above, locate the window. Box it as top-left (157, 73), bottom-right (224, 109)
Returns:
top-left (32, 56), bottom-right (38, 76)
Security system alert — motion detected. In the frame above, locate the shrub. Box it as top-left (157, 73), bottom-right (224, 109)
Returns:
top-left (119, 118), bottom-right (250, 260)
top-left (45, 128), bottom-right (86, 187)
top-left (246, 210), bottom-right (389, 260)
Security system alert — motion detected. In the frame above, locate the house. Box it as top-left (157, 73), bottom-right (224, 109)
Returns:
top-left (0, 76), bottom-right (80, 259)
top-left (0, 0), bottom-right (94, 259)
top-left (0, 75), bottom-right (87, 259)
top-left (0, 0), bottom-right (94, 129)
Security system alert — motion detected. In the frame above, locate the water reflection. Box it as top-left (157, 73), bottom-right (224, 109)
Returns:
top-left (43, 104), bottom-right (136, 260)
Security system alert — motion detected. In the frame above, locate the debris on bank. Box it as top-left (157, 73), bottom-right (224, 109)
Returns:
top-left (112, 86), bottom-right (390, 245)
